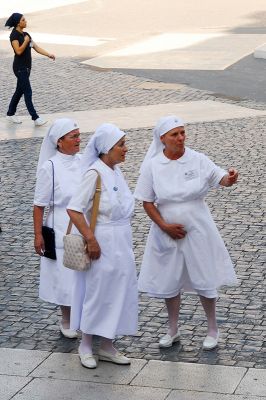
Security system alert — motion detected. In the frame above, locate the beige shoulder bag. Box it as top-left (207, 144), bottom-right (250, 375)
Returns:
top-left (63, 171), bottom-right (101, 271)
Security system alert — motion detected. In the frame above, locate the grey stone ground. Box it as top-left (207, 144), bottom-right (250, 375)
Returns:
top-left (0, 56), bottom-right (265, 368)
top-left (1, 55), bottom-right (265, 115)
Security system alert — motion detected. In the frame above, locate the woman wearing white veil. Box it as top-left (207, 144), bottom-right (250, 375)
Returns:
top-left (67, 123), bottom-right (138, 369)
top-left (33, 118), bottom-right (81, 339)
top-left (135, 116), bottom-right (238, 351)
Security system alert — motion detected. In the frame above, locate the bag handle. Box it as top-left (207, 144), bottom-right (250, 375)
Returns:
top-left (66, 170), bottom-right (101, 235)
top-left (48, 160), bottom-right (55, 229)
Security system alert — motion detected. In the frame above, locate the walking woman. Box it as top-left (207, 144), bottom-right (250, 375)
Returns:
top-left (134, 116), bottom-right (238, 350)
top-left (67, 123), bottom-right (138, 369)
top-left (34, 118), bottom-right (81, 338)
top-left (5, 13), bottom-right (55, 126)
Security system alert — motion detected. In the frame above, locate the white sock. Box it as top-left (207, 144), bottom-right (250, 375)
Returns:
top-left (79, 333), bottom-right (93, 355)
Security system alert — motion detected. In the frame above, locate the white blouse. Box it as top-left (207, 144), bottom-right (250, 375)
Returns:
top-left (34, 152), bottom-right (81, 208)
top-left (134, 147), bottom-right (226, 204)
top-left (68, 159), bottom-right (134, 224)
top-left (67, 169), bottom-right (112, 224)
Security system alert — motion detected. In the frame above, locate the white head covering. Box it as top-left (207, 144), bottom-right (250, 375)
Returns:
top-left (140, 115), bottom-right (184, 172)
top-left (81, 123), bottom-right (125, 173)
top-left (36, 118), bottom-right (79, 174)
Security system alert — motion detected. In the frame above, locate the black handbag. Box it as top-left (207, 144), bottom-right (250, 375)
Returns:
top-left (42, 160), bottom-right (57, 260)
top-left (42, 226), bottom-right (56, 260)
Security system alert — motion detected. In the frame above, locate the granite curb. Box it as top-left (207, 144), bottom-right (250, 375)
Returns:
top-left (0, 348), bottom-right (265, 400)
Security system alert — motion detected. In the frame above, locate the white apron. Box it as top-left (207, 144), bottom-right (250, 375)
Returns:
top-left (34, 152), bottom-right (81, 306)
top-left (69, 159), bottom-right (138, 339)
top-left (134, 147), bottom-right (238, 298)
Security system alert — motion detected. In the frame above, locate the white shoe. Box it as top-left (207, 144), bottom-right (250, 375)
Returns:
top-left (6, 115), bottom-right (22, 124)
top-left (34, 117), bottom-right (47, 126)
top-left (98, 349), bottom-right (131, 365)
top-left (203, 331), bottom-right (219, 350)
top-left (78, 349), bottom-right (97, 369)
top-left (59, 323), bottom-right (78, 339)
top-left (159, 330), bottom-right (181, 348)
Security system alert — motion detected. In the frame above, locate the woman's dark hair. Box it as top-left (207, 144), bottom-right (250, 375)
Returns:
top-left (5, 13), bottom-right (23, 28)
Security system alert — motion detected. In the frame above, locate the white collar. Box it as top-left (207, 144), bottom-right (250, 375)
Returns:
top-left (56, 151), bottom-right (77, 160)
top-left (156, 147), bottom-right (192, 164)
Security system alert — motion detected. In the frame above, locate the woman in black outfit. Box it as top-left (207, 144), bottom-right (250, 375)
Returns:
top-left (5, 13), bottom-right (55, 126)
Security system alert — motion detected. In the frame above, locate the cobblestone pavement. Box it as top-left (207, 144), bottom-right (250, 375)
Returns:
top-left (1, 89), bottom-right (265, 371)
top-left (1, 56), bottom-right (266, 116)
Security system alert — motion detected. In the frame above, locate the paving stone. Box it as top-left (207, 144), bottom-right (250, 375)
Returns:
top-left (167, 391), bottom-right (266, 400)
top-left (0, 348), bottom-right (50, 376)
top-left (0, 375), bottom-right (32, 400)
top-left (12, 378), bottom-right (170, 400)
top-left (31, 352), bottom-right (147, 384)
top-left (131, 360), bottom-right (246, 393)
top-left (236, 368), bottom-right (266, 397)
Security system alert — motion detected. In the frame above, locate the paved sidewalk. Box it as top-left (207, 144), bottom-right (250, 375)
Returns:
top-left (1, 100), bottom-right (266, 141)
top-left (1, 348), bottom-right (265, 400)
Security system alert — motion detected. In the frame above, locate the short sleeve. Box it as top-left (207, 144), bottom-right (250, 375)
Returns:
top-left (134, 162), bottom-right (156, 202)
top-left (67, 170), bottom-right (98, 213)
top-left (34, 165), bottom-right (53, 207)
top-left (201, 154), bottom-right (226, 188)
top-left (10, 30), bottom-right (18, 43)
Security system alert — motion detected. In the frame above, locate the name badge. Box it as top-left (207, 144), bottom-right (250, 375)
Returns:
top-left (184, 169), bottom-right (199, 181)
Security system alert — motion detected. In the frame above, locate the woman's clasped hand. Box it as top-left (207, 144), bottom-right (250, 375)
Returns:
top-left (134, 115), bottom-right (238, 351)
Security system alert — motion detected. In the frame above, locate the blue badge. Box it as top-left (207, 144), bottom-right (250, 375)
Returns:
top-left (113, 186), bottom-right (118, 191)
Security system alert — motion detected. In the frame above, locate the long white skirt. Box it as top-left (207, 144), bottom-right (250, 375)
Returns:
top-left (70, 222), bottom-right (138, 339)
top-left (39, 248), bottom-right (76, 306)
top-left (138, 199), bottom-right (238, 298)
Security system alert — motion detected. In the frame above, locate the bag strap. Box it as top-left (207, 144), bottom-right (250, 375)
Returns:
top-left (48, 160), bottom-right (55, 229)
top-left (66, 170), bottom-right (101, 235)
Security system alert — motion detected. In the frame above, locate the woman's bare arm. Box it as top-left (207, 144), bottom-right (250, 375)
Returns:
top-left (143, 201), bottom-right (186, 239)
top-left (219, 168), bottom-right (238, 187)
top-left (32, 42), bottom-right (55, 60)
top-left (33, 205), bottom-right (45, 255)
top-left (67, 209), bottom-right (101, 259)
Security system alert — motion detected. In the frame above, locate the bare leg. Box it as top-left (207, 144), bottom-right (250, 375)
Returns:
top-left (199, 296), bottom-right (218, 337)
top-left (79, 333), bottom-right (93, 354)
top-left (60, 305), bottom-right (71, 328)
top-left (165, 294), bottom-right (181, 336)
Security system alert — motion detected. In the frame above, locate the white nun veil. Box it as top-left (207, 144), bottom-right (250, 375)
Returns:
top-left (140, 115), bottom-right (184, 172)
top-left (36, 118), bottom-right (79, 175)
top-left (81, 123), bottom-right (125, 174)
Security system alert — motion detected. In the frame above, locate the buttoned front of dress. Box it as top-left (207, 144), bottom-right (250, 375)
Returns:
top-left (134, 147), bottom-right (238, 298)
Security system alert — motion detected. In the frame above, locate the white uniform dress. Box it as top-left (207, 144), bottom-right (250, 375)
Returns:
top-left (68, 159), bottom-right (138, 339)
top-left (134, 147), bottom-right (238, 299)
top-left (34, 151), bottom-right (81, 306)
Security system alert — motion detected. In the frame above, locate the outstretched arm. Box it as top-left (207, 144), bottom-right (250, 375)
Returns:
top-left (32, 42), bottom-right (55, 60)
top-left (219, 168), bottom-right (239, 187)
